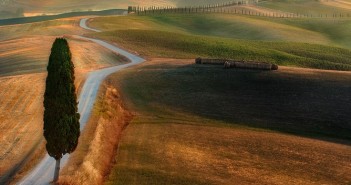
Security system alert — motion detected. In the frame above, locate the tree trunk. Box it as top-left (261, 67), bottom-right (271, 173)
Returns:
top-left (53, 158), bottom-right (61, 182)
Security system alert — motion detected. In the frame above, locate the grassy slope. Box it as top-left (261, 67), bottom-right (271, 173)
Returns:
top-left (258, 0), bottom-right (351, 15)
top-left (111, 59), bottom-right (351, 141)
top-left (0, 0), bottom-right (233, 19)
top-left (89, 12), bottom-right (351, 184)
top-left (89, 15), bottom-right (331, 43)
top-left (263, 17), bottom-right (351, 48)
top-left (105, 59), bottom-right (351, 185)
top-left (89, 9), bottom-right (351, 49)
top-left (1, 0), bottom-right (350, 19)
top-left (89, 14), bottom-right (351, 71)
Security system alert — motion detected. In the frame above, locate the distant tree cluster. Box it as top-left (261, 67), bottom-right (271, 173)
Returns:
top-left (43, 38), bottom-right (80, 182)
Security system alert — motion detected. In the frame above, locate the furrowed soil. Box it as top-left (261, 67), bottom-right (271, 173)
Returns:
top-left (104, 58), bottom-right (351, 185)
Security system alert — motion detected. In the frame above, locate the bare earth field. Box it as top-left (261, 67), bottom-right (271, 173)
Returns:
top-left (0, 17), bottom-right (129, 183)
top-left (103, 58), bottom-right (351, 185)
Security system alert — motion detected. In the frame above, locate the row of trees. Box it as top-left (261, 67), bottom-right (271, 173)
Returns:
top-left (44, 38), bottom-right (80, 182)
top-left (128, 0), bottom-right (256, 14)
top-left (128, 3), bottom-right (350, 18)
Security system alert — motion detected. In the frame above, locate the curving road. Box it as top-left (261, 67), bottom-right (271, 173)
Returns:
top-left (17, 18), bottom-right (145, 185)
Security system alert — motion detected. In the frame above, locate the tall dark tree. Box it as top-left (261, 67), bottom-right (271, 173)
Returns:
top-left (43, 38), bottom-right (80, 182)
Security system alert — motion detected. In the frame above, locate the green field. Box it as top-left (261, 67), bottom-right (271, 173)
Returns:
top-left (89, 14), bottom-right (351, 71)
top-left (89, 15), bottom-right (331, 43)
top-left (265, 18), bottom-right (351, 48)
top-left (104, 59), bottom-right (351, 185)
top-left (86, 10), bottom-right (351, 185)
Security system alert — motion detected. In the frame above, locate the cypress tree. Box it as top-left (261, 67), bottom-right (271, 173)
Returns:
top-left (43, 38), bottom-right (80, 182)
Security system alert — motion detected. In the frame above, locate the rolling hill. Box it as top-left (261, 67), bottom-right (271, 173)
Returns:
top-left (88, 14), bottom-right (351, 71)
top-left (1, 0), bottom-right (351, 19)
top-left (1, 0), bottom-right (351, 184)
top-left (0, 0), bottom-right (235, 19)
top-left (72, 9), bottom-right (351, 185)
top-left (0, 17), bottom-right (129, 183)
top-left (100, 58), bottom-right (351, 185)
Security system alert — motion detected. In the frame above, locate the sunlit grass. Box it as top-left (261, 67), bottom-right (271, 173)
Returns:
top-left (91, 29), bottom-right (351, 71)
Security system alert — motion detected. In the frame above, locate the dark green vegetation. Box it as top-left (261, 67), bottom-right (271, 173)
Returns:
top-left (43, 38), bottom-right (80, 182)
top-left (105, 60), bottom-right (351, 185)
top-left (90, 14), bottom-right (351, 71)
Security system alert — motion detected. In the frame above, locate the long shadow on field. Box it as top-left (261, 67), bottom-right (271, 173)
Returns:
top-left (124, 63), bottom-right (351, 144)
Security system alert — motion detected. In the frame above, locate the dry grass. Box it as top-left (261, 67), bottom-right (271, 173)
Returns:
top-left (0, 17), bottom-right (85, 41)
top-left (0, 72), bottom-right (88, 184)
top-left (240, 5), bottom-right (293, 15)
top-left (104, 58), bottom-right (351, 185)
top-left (0, 73), bottom-right (45, 181)
top-left (0, 17), bottom-right (129, 183)
top-left (0, 0), bottom-right (176, 17)
top-left (8, 141), bottom-right (47, 185)
top-left (320, 0), bottom-right (351, 10)
top-left (0, 35), bottom-right (128, 77)
top-left (59, 84), bottom-right (132, 185)
top-left (110, 121), bottom-right (351, 185)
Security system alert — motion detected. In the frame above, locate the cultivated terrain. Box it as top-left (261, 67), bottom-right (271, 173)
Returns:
top-left (0, 16), bottom-right (129, 184)
top-left (0, 0), bottom-right (351, 185)
top-left (87, 2), bottom-right (351, 184)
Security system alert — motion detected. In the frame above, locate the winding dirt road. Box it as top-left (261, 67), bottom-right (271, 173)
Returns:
top-left (17, 18), bottom-right (145, 185)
